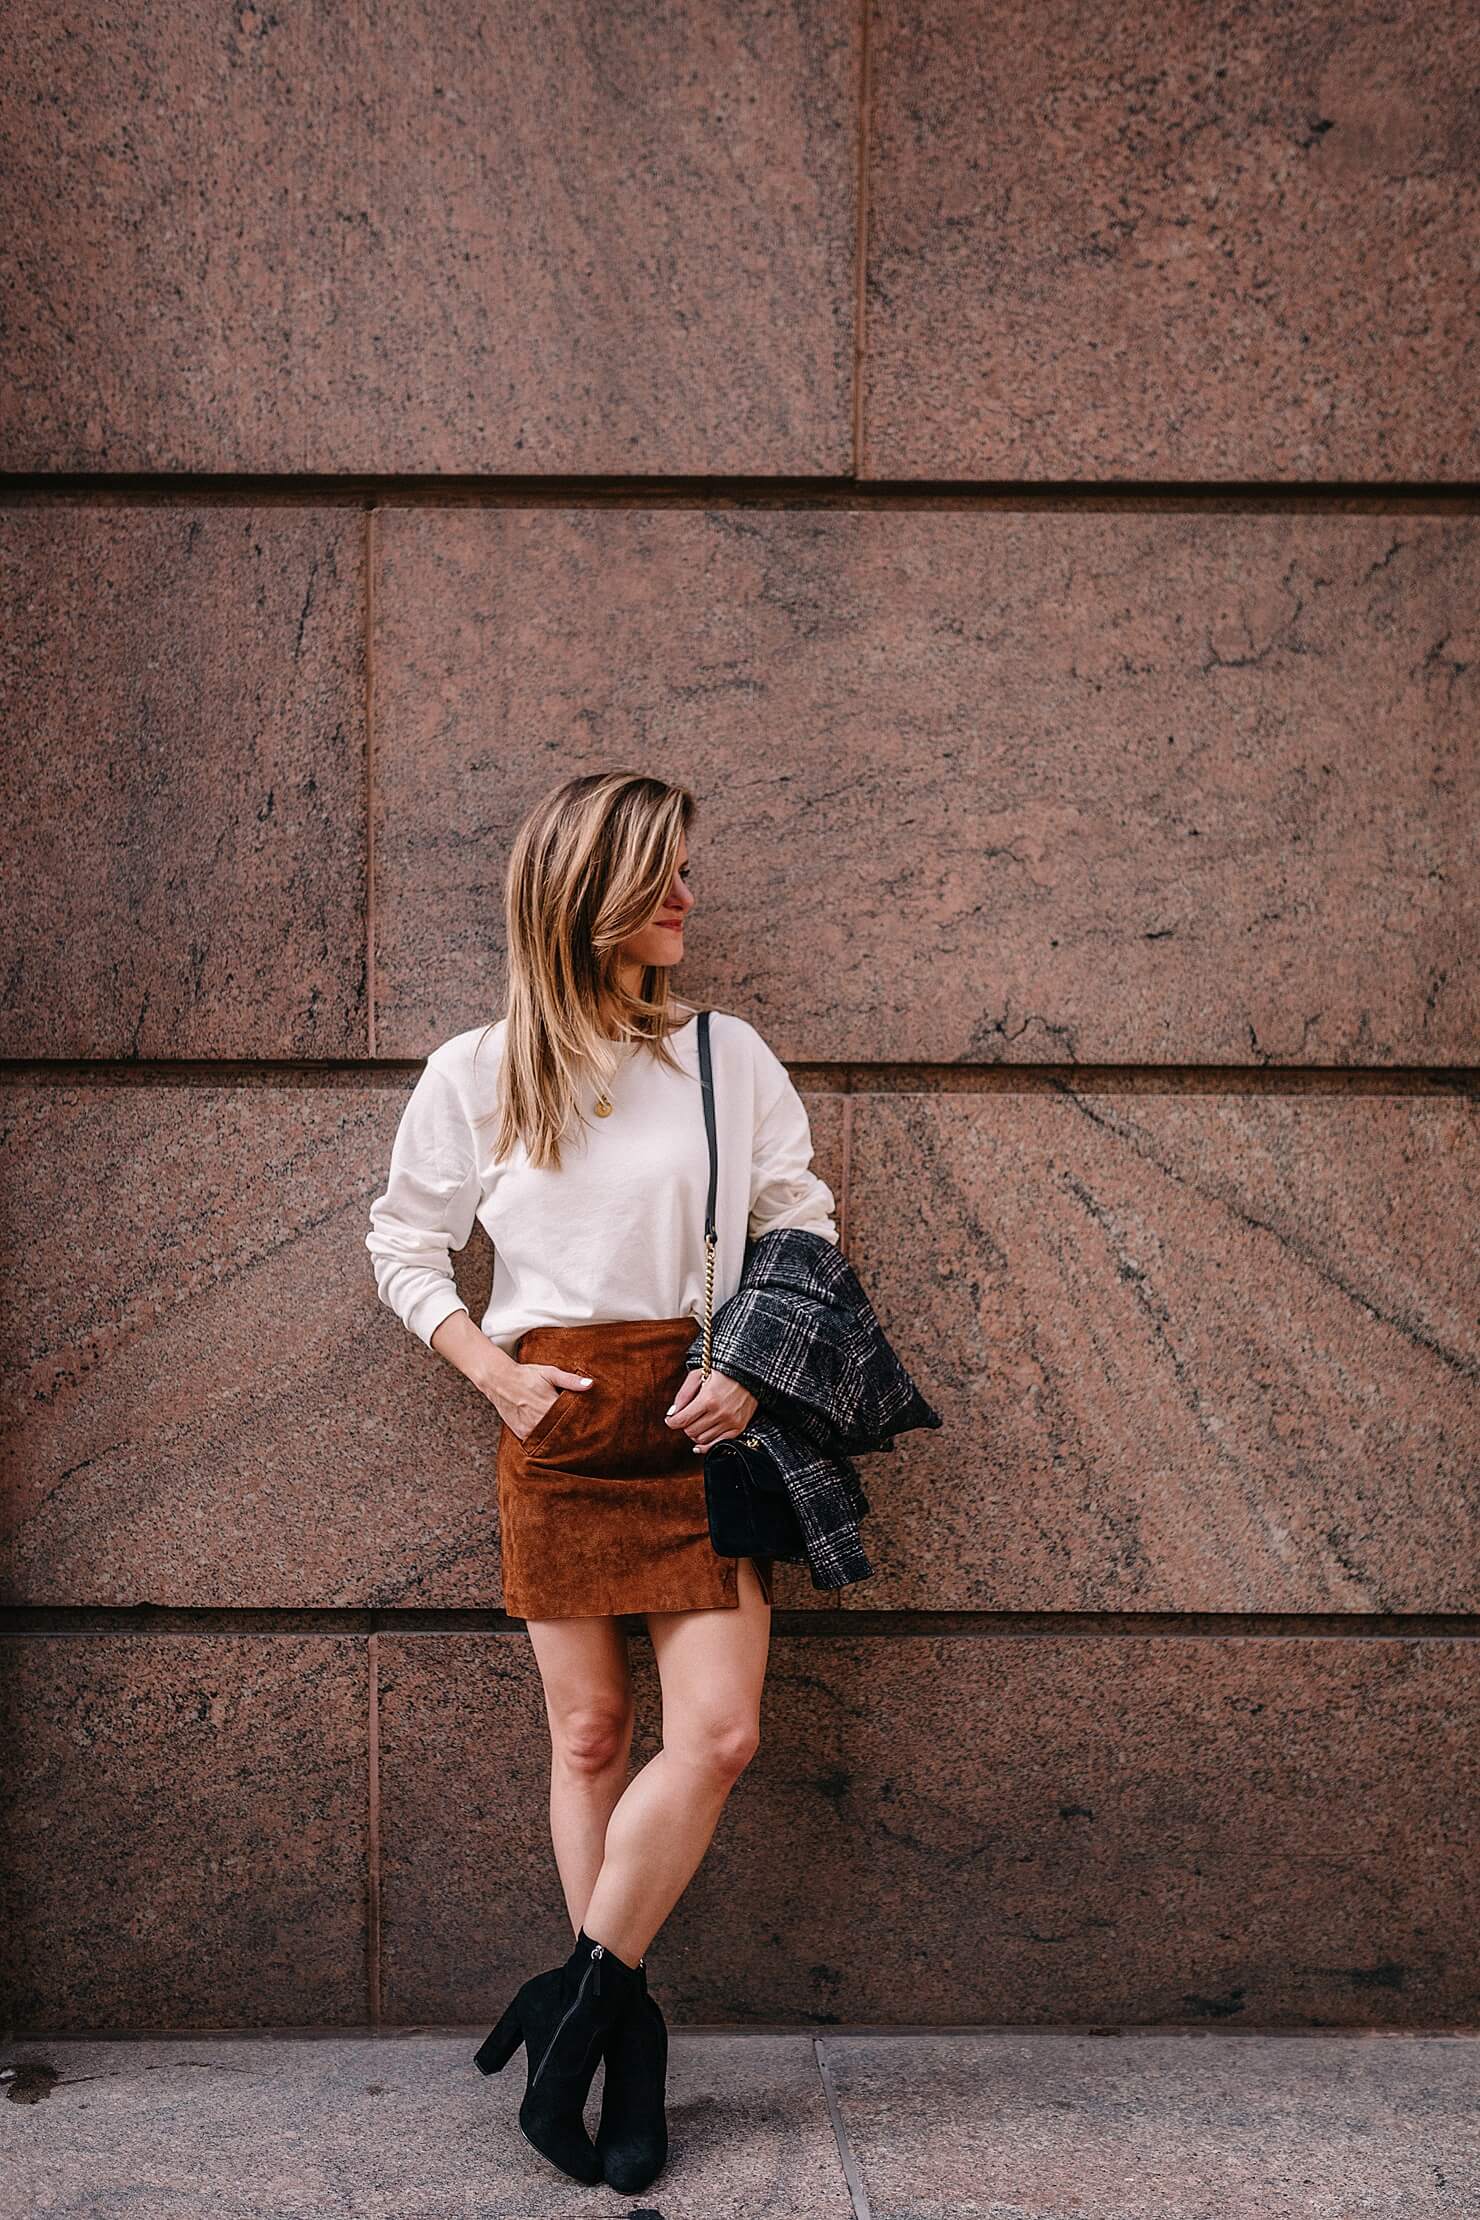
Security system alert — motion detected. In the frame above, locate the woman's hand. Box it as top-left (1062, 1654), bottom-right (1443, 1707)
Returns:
top-left (664, 1366), bottom-right (758, 1452)
top-left (497, 1362), bottom-right (594, 1442)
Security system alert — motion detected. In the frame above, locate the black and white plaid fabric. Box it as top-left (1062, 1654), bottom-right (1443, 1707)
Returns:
top-left (683, 1227), bottom-right (943, 1591)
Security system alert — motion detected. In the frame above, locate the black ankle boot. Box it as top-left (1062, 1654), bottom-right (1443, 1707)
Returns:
top-left (473, 1928), bottom-right (642, 2184)
top-left (594, 1954), bottom-right (669, 2192)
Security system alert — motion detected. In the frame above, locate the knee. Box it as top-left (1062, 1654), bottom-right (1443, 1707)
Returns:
top-left (552, 1704), bottom-right (632, 1776)
top-left (686, 1715), bottom-right (761, 1784)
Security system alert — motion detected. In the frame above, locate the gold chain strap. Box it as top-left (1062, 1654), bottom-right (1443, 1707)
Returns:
top-left (701, 1226), bottom-right (717, 1379)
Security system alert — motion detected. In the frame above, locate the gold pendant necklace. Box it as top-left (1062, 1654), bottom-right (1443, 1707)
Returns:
top-left (594, 1029), bottom-right (639, 1116)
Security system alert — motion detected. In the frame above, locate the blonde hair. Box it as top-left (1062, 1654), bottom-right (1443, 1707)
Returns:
top-left (475, 772), bottom-right (698, 1170)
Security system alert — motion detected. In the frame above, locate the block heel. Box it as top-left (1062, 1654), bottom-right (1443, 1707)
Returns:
top-left (472, 1997), bottom-right (523, 2076)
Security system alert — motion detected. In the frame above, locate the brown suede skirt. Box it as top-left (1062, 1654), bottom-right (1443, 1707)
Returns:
top-left (497, 1315), bottom-right (774, 1620)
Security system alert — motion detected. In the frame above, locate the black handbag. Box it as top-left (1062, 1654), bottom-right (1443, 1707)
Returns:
top-left (694, 1009), bottom-right (808, 1562)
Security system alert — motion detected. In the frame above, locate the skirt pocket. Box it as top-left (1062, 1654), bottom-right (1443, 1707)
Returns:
top-left (516, 1382), bottom-right (584, 1459)
top-left (522, 1369), bottom-right (690, 1481)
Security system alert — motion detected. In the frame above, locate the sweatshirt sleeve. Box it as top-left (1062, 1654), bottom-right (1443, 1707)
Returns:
top-left (365, 1059), bottom-right (482, 1347)
top-left (747, 1039), bottom-right (839, 1244)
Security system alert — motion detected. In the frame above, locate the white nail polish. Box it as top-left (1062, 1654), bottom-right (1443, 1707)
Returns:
top-left (578, 1376), bottom-right (592, 1386)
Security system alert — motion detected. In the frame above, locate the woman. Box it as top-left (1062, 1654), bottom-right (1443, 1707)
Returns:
top-left (365, 771), bottom-right (840, 2191)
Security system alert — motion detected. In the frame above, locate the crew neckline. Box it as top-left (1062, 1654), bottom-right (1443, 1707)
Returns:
top-left (606, 1013), bottom-right (700, 1047)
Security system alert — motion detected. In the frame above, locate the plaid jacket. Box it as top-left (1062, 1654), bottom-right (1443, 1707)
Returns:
top-left (682, 1227), bottom-right (942, 1591)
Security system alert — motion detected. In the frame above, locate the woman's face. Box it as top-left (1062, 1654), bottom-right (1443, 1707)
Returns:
top-left (618, 835), bottom-right (694, 971)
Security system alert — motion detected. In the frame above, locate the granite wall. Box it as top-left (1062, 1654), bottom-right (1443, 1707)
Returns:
top-left (2, 0), bottom-right (1476, 2034)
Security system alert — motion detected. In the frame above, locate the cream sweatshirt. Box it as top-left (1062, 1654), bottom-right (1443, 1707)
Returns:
top-left (365, 1010), bottom-right (838, 1357)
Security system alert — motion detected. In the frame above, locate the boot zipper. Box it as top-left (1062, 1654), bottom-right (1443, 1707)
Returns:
top-left (529, 1943), bottom-right (604, 2090)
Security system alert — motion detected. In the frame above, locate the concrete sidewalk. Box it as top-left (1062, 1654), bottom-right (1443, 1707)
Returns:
top-left (4, 2026), bottom-right (1476, 2217)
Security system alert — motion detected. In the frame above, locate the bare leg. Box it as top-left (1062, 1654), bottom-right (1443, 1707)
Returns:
top-left (523, 1611), bottom-right (636, 1938)
top-left (580, 1557), bottom-right (772, 1965)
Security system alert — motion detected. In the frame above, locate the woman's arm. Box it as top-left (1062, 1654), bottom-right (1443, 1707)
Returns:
top-left (666, 1036), bottom-right (835, 1450)
top-left (365, 1060), bottom-right (519, 1404)
top-left (747, 1046), bottom-right (839, 1243)
top-left (430, 1306), bottom-right (521, 1400)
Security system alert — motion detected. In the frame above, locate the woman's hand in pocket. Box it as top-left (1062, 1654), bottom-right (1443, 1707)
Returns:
top-left (499, 1364), bottom-right (594, 1442)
